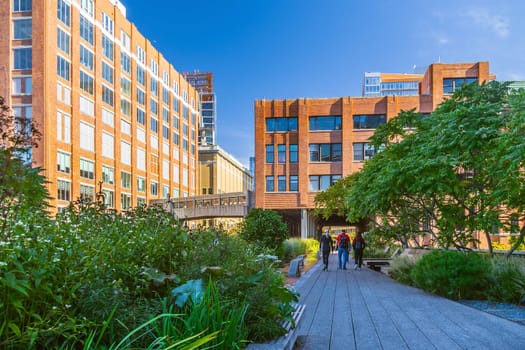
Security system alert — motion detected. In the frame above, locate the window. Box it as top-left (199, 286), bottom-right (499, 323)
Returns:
top-left (182, 169), bottom-right (188, 186)
top-left (289, 175), bottom-right (298, 191)
top-left (56, 83), bottom-right (71, 105)
top-left (353, 114), bottom-right (386, 129)
top-left (136, 88), bottom-right (145, 105)
top-left (266, 117), bottom-right (298, 132)
top-left (121, 141), bottom-right (131, 165)
top-left (443, 77), bottom-right (478, 94)
top-left (120, 30), bottom-right (130, 50)
top-left (102, 165), bottom-right (114, 184)
top-left (101, 12), bottom-right (113, 35)
top-left (290, 144), bottom-right (298, 163)
top-left (102, 62), bottom-right (114, 84)
top-left (150, 117), bottom-right (158, 133)
top-left (56, 110), bottom-right (71, 143)
top-left (278, 175), bottom-right (286, 192)
top-left (121, 77), bottom-right (131, 96)
top-left (102, 35), bottom-right (113, 61)
top-left (57, 0), bottom-right (70, 27)
top-left (14, 47), bottom-right (32, 70)
top-left (101, 132), bottom-right (114, 159)
top-left (79, 16), bottom-right (93, 44)
top-left (150, 77), bottom-right (158, 95)
top-left (120, 118), bottom-right (131, 135)
top-left (12, 76), bottom-right (32, 95)
top-left (137, 176), bottom-right (145, 192)
top-left (309, 116), bottom-right (342, 131)
top-left (137, 148), bottom-right (145, 170)
top-left (57, 151), bottom-right (70, 173)
top-left (353, 142), bottom-right (382, 161)
top-left (80, 184), bottom-right (94, 202)
top-left (162, 125), bottom-right (169, 140)
top-left (183, 106), bottom-right (189, 120)
top-left (121, 98), bottom-right (131, 116)
top-left (102, 108), bottom-right (114, 127)
top-left (80, 0), bottom-right (94, 16)
top-left (79, 122), bottom-right (94, 151)
top-left (79, 45), bottom-right (93, 70)
top-left (121, 193), bottom-right (131, 210)
top-left (137, 128), bottom-right (145, 143)
top-left (309, 143), bottom-right (342, 162)
top-left (172, 132), bottom-right (179, 145)
top-left (121, 52), bottom-right (131, 74)
top-left (162, 159), bottom-right (169, 180)
top-left (277, 144), bottom-right (286, 163)
top-left (57, 27), bottom-right (69, 54)
top-left (137, 197), bottom-right (146, 206)
top-left (137, 66), bottom-right (145, 85)
top-left (173, 98), bottom-right (179, 112)
top-left (162, 88), bottom-right (169, 105)
top-left (79, 95), bottom-right (94, 116)
top-left (13, 0), bottom-right (32, 12)
top-left (79, 70), bottom-right (94, 94)
top-left (265, 145), bottom-right (274, 163)
top-left (162, 108), bottom-right (169, 123)
top-left (79, 158), bottom-right (94, 179)
top-left (56, 55), bottom-right (69, 80)
top-left (57, 179), bottom-right (71, 201)
top-left (162, 185), bottom-right (169, 199)
top-left (103, 190), bottom-right (114, 208)
top-left (265, 176), bottom-right (274, 192)
top-left (136, 45), bottom-right (145, 64)
top-left (150, 98), bottom-right (158, 115)
top-left (150, 181), bottom-right (158, 196)
top-left (309, 175), bottom-right (341, 191)
top-left (102, 86), bottom-right (114, 106)
top-left (121, 171), bottom-right (131, 189)
top-left (173, 115), bottom-right (179, 129)
top-left (172, 164), bottom-right (179, 183)
top-left (182, 123), bottom-right (188, 136)
top-left (14, 18), bottom-right (32, 39)
top-left (136, 108), bottom-right (145, 125)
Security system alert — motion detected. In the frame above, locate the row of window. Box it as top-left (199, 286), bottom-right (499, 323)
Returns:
top-left (265, 174), bottom-right (342, 192)
top-left (265, 143), bottom-right (381, 163)
top-left (265, 115), bottom-right (388, 132)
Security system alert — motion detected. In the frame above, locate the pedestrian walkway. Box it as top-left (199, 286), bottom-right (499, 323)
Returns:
top-left (292, 256), bottom-right (525, 350)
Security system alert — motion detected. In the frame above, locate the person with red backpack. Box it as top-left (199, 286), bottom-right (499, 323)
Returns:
top-left (352, 231), bottom-right (366, 270)
top-left (336, 229), bottom-right (350, 270)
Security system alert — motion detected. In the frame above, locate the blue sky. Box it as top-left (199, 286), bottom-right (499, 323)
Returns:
top-left (122, 0), bottom-right (525, 167)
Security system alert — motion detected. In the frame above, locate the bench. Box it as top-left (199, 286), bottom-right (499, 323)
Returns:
top-left (247, 303), bottom-right (306, 350)
top-left (363, 247), bottom-right (402, 272)
top-left (287, 254), bottom-right (306, 278)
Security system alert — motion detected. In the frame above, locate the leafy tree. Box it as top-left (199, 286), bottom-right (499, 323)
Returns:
top-left (239, 208), bottom-right (289, 252)
top-left (0, 96), bottom-right (49, 239)
top-left (316, 82), bottom-right (525, 255)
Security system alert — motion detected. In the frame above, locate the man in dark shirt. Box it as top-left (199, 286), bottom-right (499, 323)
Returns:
top-left (319, 230), bottom-right (334, 271)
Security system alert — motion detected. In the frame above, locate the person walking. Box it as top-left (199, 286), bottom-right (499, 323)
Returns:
top-left (319, 229), bottom-right (333, 271)
top-left (336, 229), bottom-right (350, 270)
top-left (352, 231), bottom-right (366, 270)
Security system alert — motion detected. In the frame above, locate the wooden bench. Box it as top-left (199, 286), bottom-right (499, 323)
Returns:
top-left (363, 247), bottom-right (402, 272)
top-left (247, 303), bottom-right (306, 350)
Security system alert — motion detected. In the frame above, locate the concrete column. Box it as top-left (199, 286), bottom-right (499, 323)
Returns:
top-left (301, 209), bottom-right (308, 239)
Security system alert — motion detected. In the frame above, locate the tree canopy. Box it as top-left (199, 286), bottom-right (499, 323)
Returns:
top-left (315, 81), bottom-right (525, 255)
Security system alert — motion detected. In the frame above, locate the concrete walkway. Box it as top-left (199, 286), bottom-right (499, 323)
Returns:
top-left (292, 256), bottom-right (525, 350)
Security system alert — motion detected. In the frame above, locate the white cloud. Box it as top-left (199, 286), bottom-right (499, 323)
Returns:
top-left (464, 8), bottom-right (509, 38)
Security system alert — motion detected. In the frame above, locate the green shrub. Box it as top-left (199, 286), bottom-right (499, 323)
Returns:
top-left (280, 238), bottom-right (305, 262)
top-left (388, 255), bottom-right (419, 285)
top-left (238, 209), bottom-right (289, 252)
top-left (410, 250), bottom-right (490, 300)
top-left (486, 255), bottom-right (525, 304)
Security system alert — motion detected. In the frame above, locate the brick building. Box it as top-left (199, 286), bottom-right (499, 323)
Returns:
top-left (254, 62), bottom-right (494, 238)
top-left (1, 0), bottom-right (200, 212)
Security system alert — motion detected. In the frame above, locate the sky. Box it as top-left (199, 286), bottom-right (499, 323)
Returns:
top-left (121, 0), bottom-right (525, 167)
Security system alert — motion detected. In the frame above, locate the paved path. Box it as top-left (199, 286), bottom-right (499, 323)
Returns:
top-left (292, 256), bottom-right (525, 350)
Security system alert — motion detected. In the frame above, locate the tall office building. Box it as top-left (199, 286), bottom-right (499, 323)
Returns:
top-left (183, 71), bottom-right (216, 146)
top-left (1, 0), bottom-right (200, 212)
top-left (255, 62), bottom-right (493, 237)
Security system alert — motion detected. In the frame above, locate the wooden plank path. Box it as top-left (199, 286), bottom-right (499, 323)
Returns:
top-left (292, 256), bottom-right (525, 350)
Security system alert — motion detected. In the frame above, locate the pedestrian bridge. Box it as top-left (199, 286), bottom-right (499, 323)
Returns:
top-left (150, 191), bottom-right (253, 220)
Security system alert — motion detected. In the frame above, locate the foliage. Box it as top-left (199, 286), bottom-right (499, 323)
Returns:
top-left (279, 238), bottom-right (319, 263)
top-left (388, 255), bottom-right (420, 286)
top-left (238, 208), bottom-right (289, 252)
top-left (485, 256), bottom-right (525, 304)
top-left (409, 250), bottom-right (490, 300)
top-left (315, 81), bottom-right (525, 254)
